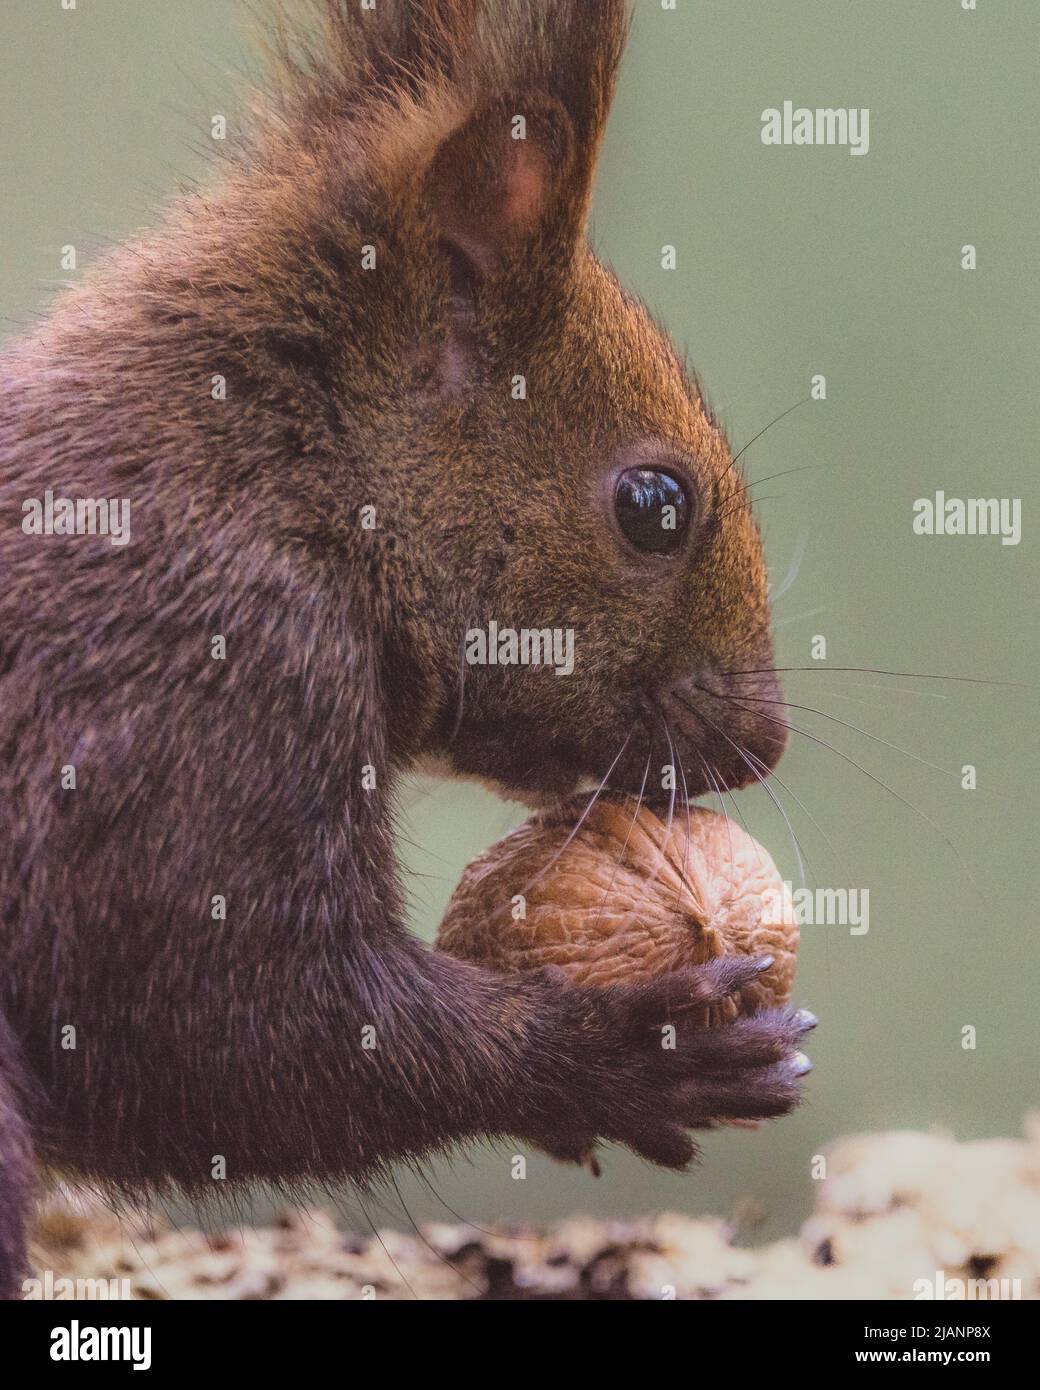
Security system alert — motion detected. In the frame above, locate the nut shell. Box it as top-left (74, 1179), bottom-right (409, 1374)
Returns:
top-left (437, 797), bottom-right (797, 1024)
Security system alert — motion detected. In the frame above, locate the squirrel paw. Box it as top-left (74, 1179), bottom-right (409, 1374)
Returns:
top-left (527, 956), bottom-right (816, 1172)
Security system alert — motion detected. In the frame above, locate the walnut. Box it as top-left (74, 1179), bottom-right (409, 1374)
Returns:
top-left (437, 796), bottom-right (797, 1024)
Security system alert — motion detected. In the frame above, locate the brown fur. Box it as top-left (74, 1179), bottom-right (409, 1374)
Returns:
top-left (0, 0), bottom-right (809, 1297)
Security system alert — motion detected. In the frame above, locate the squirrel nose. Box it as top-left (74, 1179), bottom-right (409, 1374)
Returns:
top-left (665, 666), bottom-right (788, 792)
top-left (735, 693), bottom-right (789, 780)
top-left (731, 663), bottom-right (788, 773)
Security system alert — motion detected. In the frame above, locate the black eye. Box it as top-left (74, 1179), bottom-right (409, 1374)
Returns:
top-left (613, 468), bottom-right (690, 554)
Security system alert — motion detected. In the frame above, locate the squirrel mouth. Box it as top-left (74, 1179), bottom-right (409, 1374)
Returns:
top-left (575, 780), bottom-right (698, 813)
top-left (634, 791), bottom-right (706, 813)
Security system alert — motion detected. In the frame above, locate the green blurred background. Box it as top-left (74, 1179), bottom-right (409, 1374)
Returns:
top-left (2, 0), bottom-right (1036, 1241)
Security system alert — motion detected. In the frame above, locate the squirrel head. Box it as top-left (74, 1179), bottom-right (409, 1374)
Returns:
top-left (194, 2), bottom-right (788, 803)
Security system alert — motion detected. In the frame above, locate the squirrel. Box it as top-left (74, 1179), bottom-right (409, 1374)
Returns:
top-left (0, 0), bottom-right (814, 1298)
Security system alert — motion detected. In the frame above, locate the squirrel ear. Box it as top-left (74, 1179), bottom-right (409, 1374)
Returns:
top-left (425, 95), bottom-right (576, 279)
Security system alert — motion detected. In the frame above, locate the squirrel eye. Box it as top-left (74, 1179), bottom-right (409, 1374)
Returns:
top-left (613, 468), bottom-right (690, 554)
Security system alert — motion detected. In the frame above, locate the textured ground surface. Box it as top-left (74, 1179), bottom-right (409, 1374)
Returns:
top-left (28, 1118), bottom-right (1040, 1300)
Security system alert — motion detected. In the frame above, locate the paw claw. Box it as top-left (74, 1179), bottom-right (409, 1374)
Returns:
top-left (529, 969), bottom-right (814, 1170)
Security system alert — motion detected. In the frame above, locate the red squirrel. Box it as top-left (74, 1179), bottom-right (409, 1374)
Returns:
top-left (0, 0), bottom-right (814, 1298)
